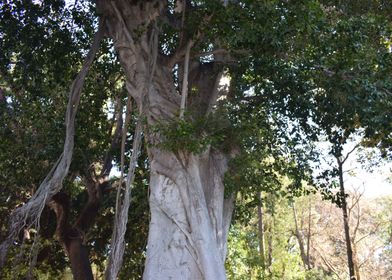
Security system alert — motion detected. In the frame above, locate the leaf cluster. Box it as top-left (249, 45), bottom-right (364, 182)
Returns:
top-left (151, 109), bottom-right (236, 154)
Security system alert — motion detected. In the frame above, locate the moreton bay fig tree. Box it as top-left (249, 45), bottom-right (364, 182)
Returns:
top-left (96, 1), bottom-right (236, 278)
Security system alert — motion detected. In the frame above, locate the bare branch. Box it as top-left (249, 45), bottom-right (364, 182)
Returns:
top-left (180, 40), bottom-right (193, 119)
top-left (342, 143), bottom-right (361, 164)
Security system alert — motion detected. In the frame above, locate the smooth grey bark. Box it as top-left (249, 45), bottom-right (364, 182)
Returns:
top-left (145, 150), bottom-right (233, 279)
top-left (97, 1), bottom-right (235, 278)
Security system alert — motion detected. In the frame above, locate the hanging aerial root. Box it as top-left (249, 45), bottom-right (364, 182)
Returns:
top-left (105, 104), bottom-right (143, 280)
top-left (0, 20), bottom-right (104, 269)
top-left (105, 13), bottom-right (160, 280)
top-left (179, 40), bottom-right (193, 119)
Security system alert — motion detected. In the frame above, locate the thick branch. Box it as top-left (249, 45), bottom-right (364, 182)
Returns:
top-left (179, 40), bottom-right (193, 119)
top-left (48, 193), bottom-right (71, 243)
top-left (110, 1), bottom-right (136, 53)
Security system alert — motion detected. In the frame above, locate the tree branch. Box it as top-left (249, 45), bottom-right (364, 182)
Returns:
top-left (110, 1), bottom-right (136, 53)
top-left (342, 143), bottom-right (360, 164)
top-left (180, 40), bottom-right (193, 119)
top-left (48, 193), bottom-right (71, 243)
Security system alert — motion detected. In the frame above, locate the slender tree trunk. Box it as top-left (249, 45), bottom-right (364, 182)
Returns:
top-left (352, 243), bottom-right (361, 280)
top-left (266, 216), bottom-right (273, 275)
top-left (292, 204), bottom-right (309, 270)
top-left (306, 198), bottom-right (312, 270)
top-left (338, 161), bottom-right (356, 280)
top-left (257, 192), bottom-right (266, 276)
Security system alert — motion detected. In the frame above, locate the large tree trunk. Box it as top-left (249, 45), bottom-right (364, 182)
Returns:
top-left (144, 150), bottom-right (233, 279)
top-left (98, 1), bottom-right (235, 278)
top-left (49, 193), bottom-right (94, 280)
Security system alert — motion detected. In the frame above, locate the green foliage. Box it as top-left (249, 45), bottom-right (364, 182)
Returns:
top-left (223, 97), bottom-right (316, 201)
top-left (152, 110), bottom-right (236, 154)
top-left (0, 0), bottom-right (145, 278)
top-left (374, 196), bottom-right (392, 273)
top-left (226, 193), bottom-right (337, 280)
top-left (249, 2), bottom-right (391, 157)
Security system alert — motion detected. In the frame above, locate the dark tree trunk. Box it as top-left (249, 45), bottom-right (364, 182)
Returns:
top-left (49, 193), bottom-right (94, 280)
top-left (66, 239), bottom-right (94, 280)
top-left (49, 97), bottom-right (122, 280)
top-left (338, 161), bottom-right (356, 280)
top-left (257, 192), bottom-right (266, 275)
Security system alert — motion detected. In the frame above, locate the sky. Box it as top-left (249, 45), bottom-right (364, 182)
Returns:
top-left (345, 154), bottom-right (392, 198)
top-left (316, 140), bottom-right (392, 198)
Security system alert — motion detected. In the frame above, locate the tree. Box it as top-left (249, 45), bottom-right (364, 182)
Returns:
top-left (105, 2), bottom-right (234, 276)
top-left (1, 0), bottom-right (391, 279)
top-left (252, 2), bottom-right (392, 278)
top-left (376, 196), bottom-right (392, 278)
top-left (292, 198), bottom-right (313, 271)
top-left (0, 1), bottom-right (151, 278)
top-left (310, 191), bottom-right (391, 279)
top-left (226, 191), bottom-right (339, 280)
top-left (335, 144), bottom-right (359, 279)
top-left (226, 190), bottom-right (392, 280)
